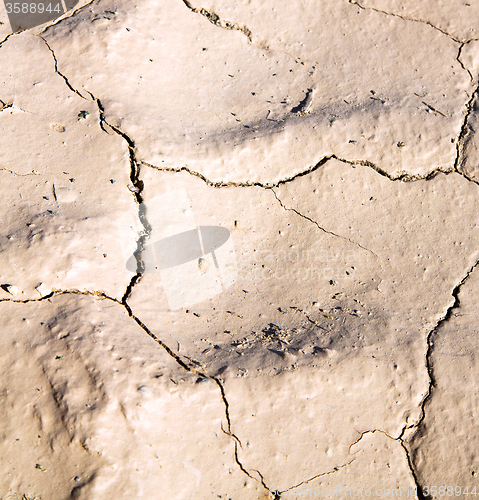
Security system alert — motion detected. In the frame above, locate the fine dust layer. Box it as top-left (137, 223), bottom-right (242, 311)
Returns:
top-left (0, 0), bottom-right (479, 498)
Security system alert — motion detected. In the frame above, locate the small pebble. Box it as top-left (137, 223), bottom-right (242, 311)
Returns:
top-left (50, 123), bottom-right (65, 132)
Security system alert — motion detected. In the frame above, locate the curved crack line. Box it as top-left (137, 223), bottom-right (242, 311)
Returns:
top-left (40, 30), bottom-right (476, 191)
top-left (38, 29), bottom-right (152, 303)
top-left (402, 256), bottom-right (479, 435)
top-left (35, 36), bottom-right (263, 487)
top-left (392, 256), bottom-right (479, 498)
top-left (398, 439), bottom-right (427, 500)
top-left (182, 0), bottom-right (252, 43)
top-left (220, 418), bottom-right (273, 495)
top-left (348, 429), bottom-right (400, 453)
top-left (37, 7), bottom-right (478, 191)
top-left (454, 81), bottom-right (479, 184)
top-left (83, 91), bottom-right (153, 304)
top-left (35, 32), bottom-right (479, 495)
top-left (333, 156), bottom-right (456, 183)
top-left (456, 41), bottom-right (477, 83)
top-left (34, 42), bottom-right (237, 466)
top-left (270, 187), bottom-right (381, 263)
top-left (349, 0), bottom-right (468, 44)
top-left (121, 299), bottom-right (272, 495)
top-left (348, 429), bottom-right (427, 500)
top-left (250, 466), bottom-right (277, 497)
top-left (0, 288), bottom-right (119, 305)
top-left (0, 32), bottom-right (15, 48)
top-left (0, 166), bottom-right (40, 176)
top-left (1, 287), bottom-right (432, 496)
top-left (141, 156), bottom-right (393, 186)
top-left (141, 152), bottom-right (475, 190)
top-left (140, 160), bottom-right (270, 187)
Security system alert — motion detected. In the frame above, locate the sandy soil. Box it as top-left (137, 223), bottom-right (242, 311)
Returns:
top-left (0, 0), bottom-right (478, 499)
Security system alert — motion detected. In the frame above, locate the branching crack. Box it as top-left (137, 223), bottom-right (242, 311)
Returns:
top-left (348, 430), bottom-right (427, 499)
top-left (395, 256), bottom-right (479, 497)
top-left (0, 285), bottom-right (272, 495)
top-left (36, 39), bottom-right (269, 492)
top-left (120, 299), bottom-right (275, 496)
top-left (350, 0), bottom-right (479, 186)
top-left (40, 28), bottom-right (153, 303)
top-left (35, 24), bottom-right (479, 497)
top-left (83, 91), bottom-right (153, 304)
top-left (0, 100), bottom-right (13, 112)
top-left (182, 0), bottom-right (252, 42)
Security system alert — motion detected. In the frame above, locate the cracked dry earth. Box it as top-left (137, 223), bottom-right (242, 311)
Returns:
top-left (1, 0), bottom-right (479, 499)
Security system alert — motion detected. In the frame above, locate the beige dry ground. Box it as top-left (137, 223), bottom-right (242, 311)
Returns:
top-left (0, 0), bottom-right (478, 499)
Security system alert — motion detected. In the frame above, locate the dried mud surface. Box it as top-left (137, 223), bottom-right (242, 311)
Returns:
top-left (0, 0), bottom-right (479, 499)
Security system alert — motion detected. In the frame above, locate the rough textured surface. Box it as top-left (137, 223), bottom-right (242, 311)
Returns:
top-left (0, 295), bottom-right (263, 499)
top-left (1, 0), bottom-right (479, 498)
top-left (407, 268), bottom-right (479, 488)
top-left (0, 34), bottom-right (134, 300)
top-left (353, 0), bottom-right (479, 42)
top-left (44, 0), bottom-right (474, 182)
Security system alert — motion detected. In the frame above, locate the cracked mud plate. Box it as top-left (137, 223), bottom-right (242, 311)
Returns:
top-left (1, 0), bottom-right (479, 498)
